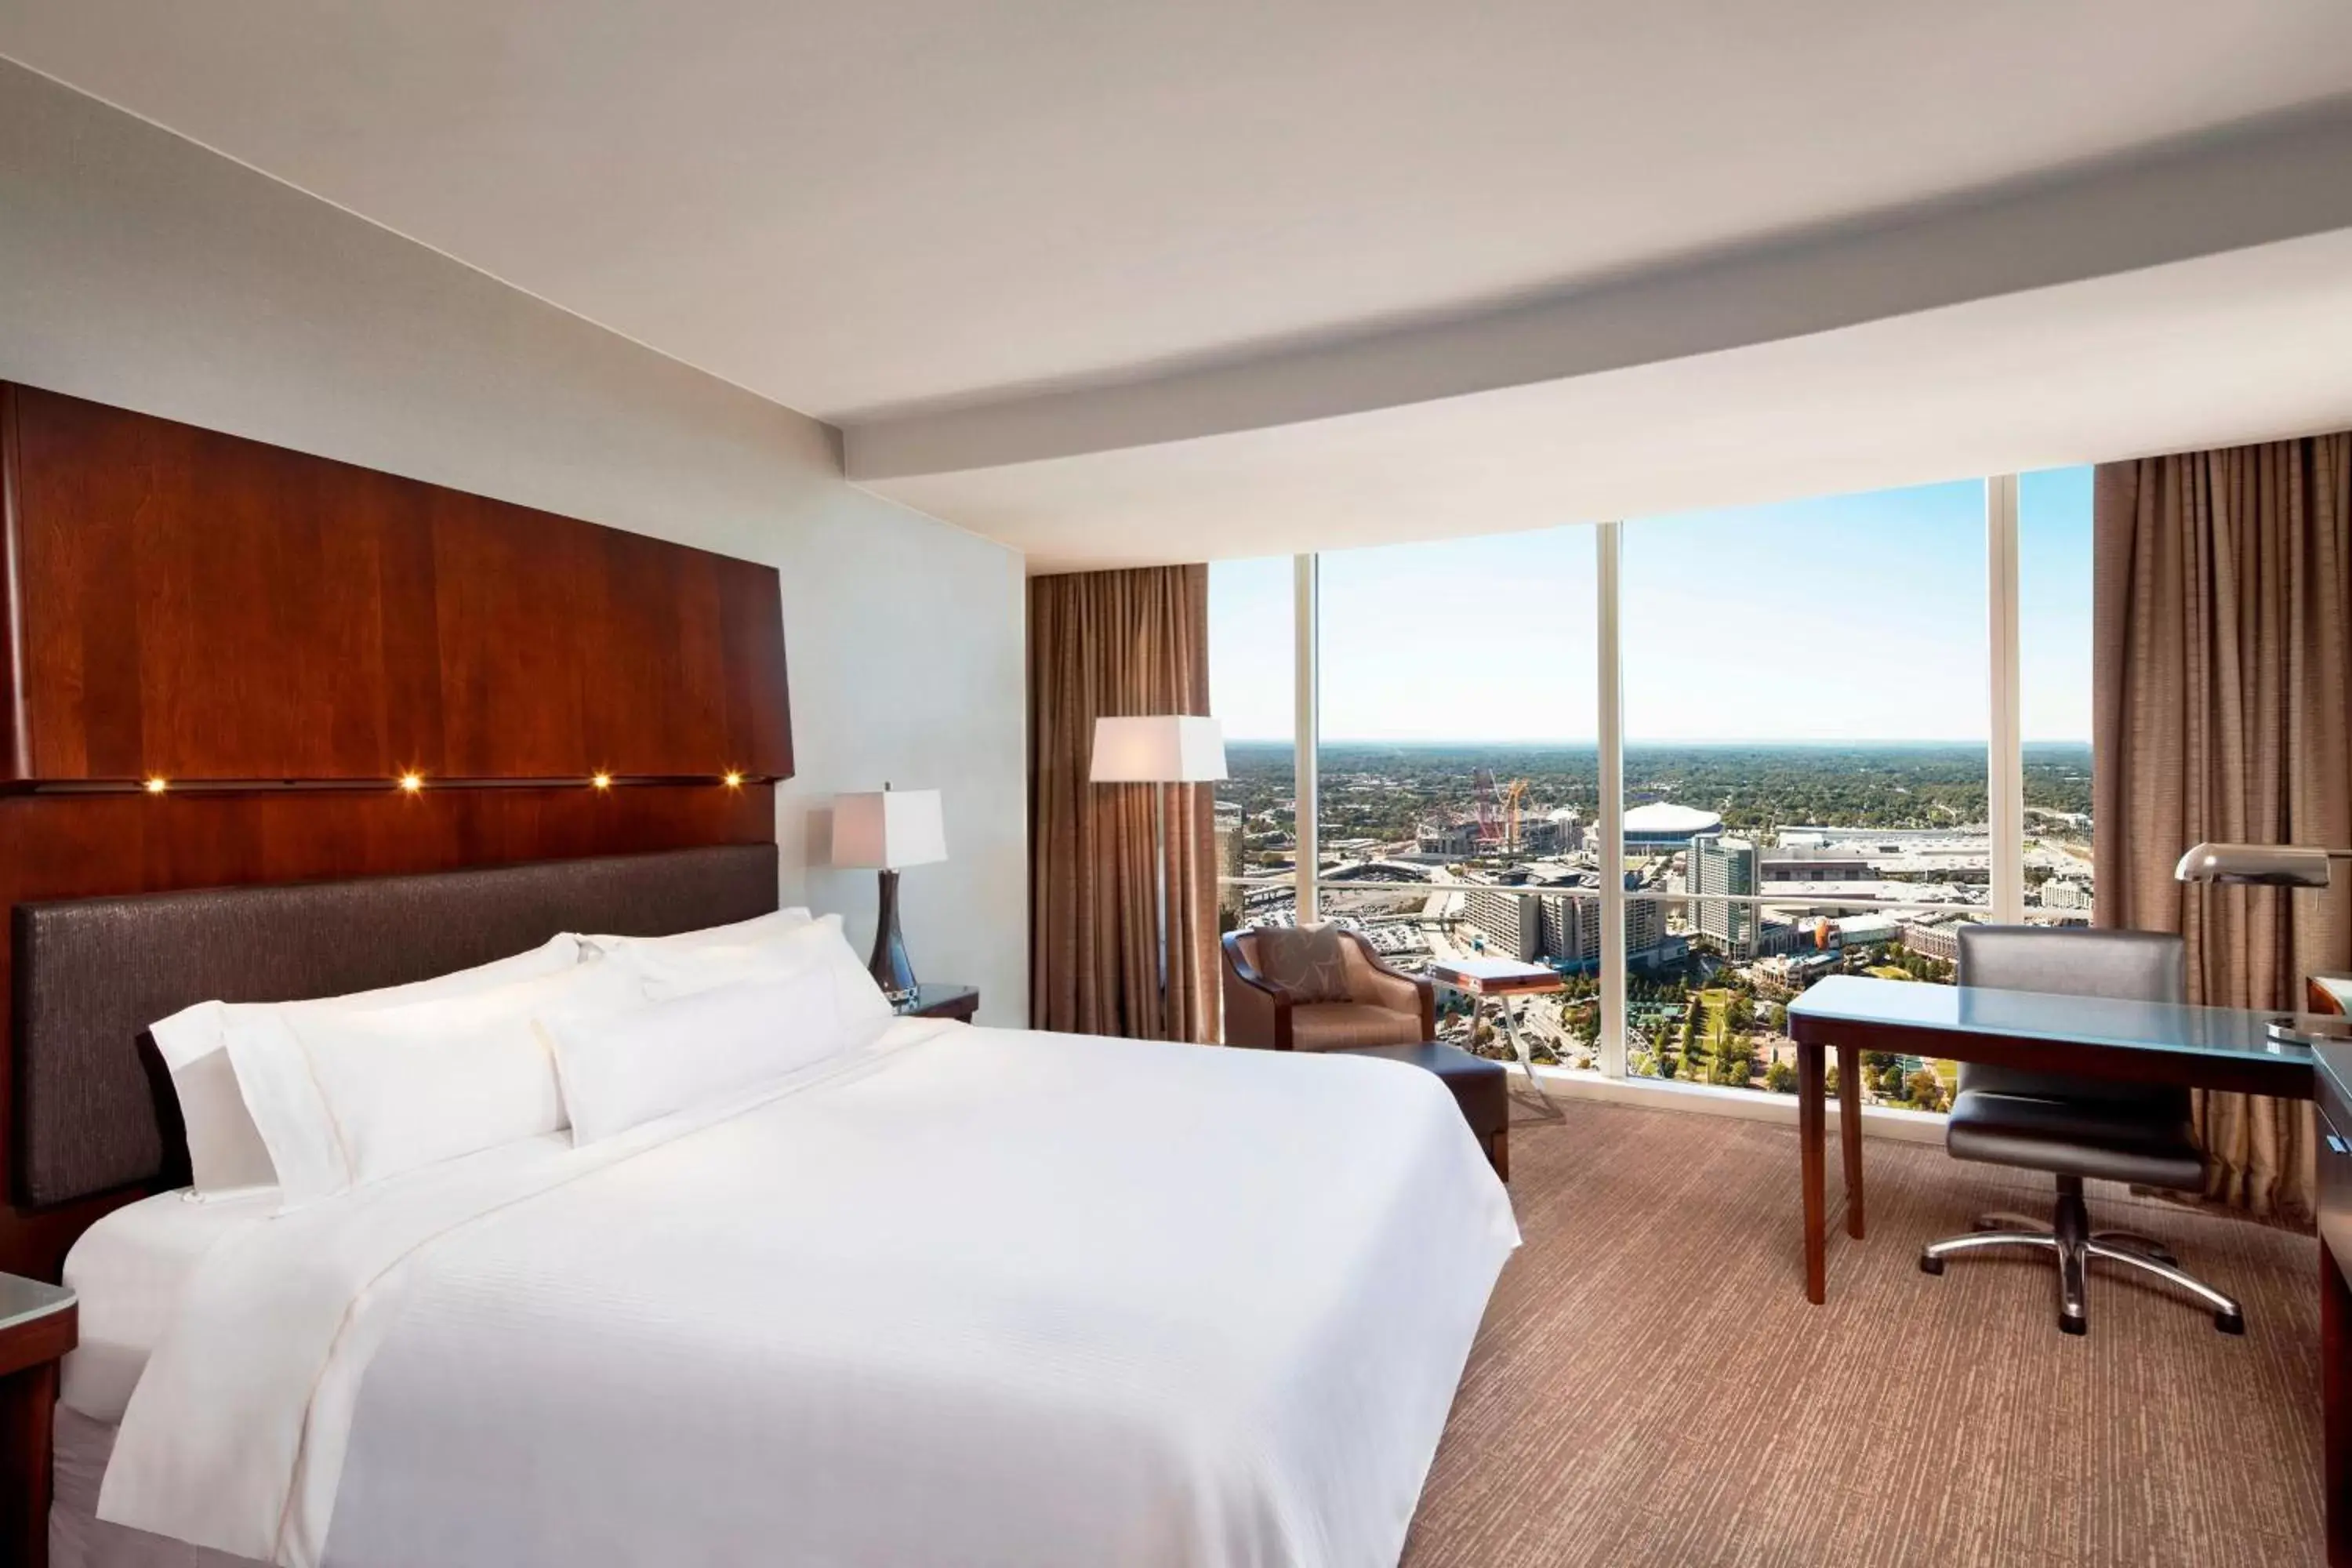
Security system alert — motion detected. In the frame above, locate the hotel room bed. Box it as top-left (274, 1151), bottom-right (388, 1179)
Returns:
top-left (57, 1014), bottom-right (1515, 1568)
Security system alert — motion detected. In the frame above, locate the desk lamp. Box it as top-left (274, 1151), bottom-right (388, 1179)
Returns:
top-left (2175, 842), bottom-right (2352, 1045)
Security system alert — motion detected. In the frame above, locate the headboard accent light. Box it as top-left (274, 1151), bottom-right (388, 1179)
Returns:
top-left (13, 844), bottom-right (780, 1208)
top-left (2, 773), bottom-right (783, 798)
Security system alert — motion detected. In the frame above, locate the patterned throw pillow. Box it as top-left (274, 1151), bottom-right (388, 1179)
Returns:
top-left (1254, 926), bottom-right (1354, 1004)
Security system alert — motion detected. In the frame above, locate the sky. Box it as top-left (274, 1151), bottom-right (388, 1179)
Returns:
top-left (1207, 465), bottom-right (2094, 743)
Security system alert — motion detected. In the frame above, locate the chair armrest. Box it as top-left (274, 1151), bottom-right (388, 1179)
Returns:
top-left (1339, 932), bottom-right (1436, 1039)
top-left (1221, 934), bottom-right (1296, 1049)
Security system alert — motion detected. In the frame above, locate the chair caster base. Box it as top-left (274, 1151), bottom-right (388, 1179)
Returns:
top-left (2216, 1310), bottom-right (2245, 1336)
top-left (1918, 1254), bottom-right (1944, 1276)
top-left (2060, 1313), bottom-right (2086, 1337)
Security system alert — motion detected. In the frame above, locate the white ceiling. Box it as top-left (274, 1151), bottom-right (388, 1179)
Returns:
top-left (873, 229), bottom-right (2352, 569)
top-left (5, 1), bottom-right (2352, 568)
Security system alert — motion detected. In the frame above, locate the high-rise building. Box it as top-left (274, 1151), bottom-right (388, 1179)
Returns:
top-left (1538, 894), bottom-right (1599, 968)
top-left (2040, 877), bottom-right (2092, 912)
top-left (1463, 881), bottom-right (1541, 961)
top-left (1688, 832), bottom-right (1759, 960)
top-left (1215, 807), bottom-right (1247, 931)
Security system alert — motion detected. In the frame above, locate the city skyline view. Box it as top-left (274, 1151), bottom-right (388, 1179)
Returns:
top-left (1207, 464), bottom-right (2099, 1112)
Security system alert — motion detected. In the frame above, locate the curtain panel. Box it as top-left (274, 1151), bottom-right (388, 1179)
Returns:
top-left (1029, 565), bottom-right (1218, 1042)
top-left (2093, 432), bottom-right (2352, 1221)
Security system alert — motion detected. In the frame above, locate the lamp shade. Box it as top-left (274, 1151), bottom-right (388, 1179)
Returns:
top-left (1089, 715), bottom-right (1228, 783)
top-left (2173, 842), bottom-right (2337, 887)
top-left (833, 789), bottom-right (947, 869)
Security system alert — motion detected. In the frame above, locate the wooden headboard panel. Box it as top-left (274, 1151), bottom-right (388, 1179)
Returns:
top-left (0, 382), bottom-right (795, 1276)
top-left (1, 383), bottom-right (791, 783)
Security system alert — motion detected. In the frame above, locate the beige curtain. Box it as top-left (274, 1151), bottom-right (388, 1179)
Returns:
top-left (2093, 433), bottom-right (2352, 1221)
top-left (1029, 565), bottom-right (1218, 1041)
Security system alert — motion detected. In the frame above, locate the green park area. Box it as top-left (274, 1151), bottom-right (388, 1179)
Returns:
top-left (1635, 986), bottom-right (1766, 1090)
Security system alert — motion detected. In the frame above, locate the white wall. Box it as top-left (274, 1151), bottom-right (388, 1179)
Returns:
top-left (0, 62), bottom-right (1029, 1022)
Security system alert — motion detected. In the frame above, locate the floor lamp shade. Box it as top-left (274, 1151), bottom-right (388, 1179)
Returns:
top-left (1089, 715), bottom-right (1228, 783)
top-left (832, 788), bottom-right (946, 1003)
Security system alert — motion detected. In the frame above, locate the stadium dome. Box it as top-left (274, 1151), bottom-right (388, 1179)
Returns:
top-left (1623, 802), bottom-right (1722, 848)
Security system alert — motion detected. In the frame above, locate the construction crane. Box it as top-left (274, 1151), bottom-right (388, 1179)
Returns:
top-left (1472, 768), bottom-right (1502, 846)
top-left (1501, 779), bottom-right (1530, 851)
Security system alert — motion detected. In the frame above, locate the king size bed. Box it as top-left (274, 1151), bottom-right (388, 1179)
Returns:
top-left (19, 846), bottom-right (1519, 1568)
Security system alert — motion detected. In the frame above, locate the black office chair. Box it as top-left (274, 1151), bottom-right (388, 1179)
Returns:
top-left (1918, 925), bottom-right (2242, 1337)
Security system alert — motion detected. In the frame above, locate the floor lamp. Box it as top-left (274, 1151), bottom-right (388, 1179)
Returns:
top-left (1090, 715), bottom-right (1228, 1033)
top-left (2174, 840), bottom-right (2352, 1045)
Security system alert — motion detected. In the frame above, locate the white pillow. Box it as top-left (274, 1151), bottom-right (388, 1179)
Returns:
top-left (227, 958), bottom-right (648, 1207)
top-left (148, 935), bottom-right (584, 1197)
top-left (576, 907), bottom-right (812, 957)
top-left (546, 967), bottom-right (876, 1146)
top-left (624, 913), bottom-right (894, 1029)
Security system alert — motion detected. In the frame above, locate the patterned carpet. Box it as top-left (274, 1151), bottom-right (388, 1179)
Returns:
top-left (1403, 1098), bottom-right (2323, 1567)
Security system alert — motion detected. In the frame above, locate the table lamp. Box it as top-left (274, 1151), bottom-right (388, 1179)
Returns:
top-left (833, 785), bottom-right (947, 1004)
top-left (1089, 716), bottom-right (1228, 1010)
top-left (2175, 841), bottom-right (2352, 1045)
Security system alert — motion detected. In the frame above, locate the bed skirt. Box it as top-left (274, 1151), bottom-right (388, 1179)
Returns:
top-left (53, 1407), bottom-right (264, 1568)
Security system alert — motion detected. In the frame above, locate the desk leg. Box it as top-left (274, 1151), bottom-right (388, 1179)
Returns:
top-left (1494, 996), bottom-right (1555, 1108)
top-left (1799, 1040), bottom-right (1825, 1305)
top-left (2327, 1238), bottom-right (2352, 1568)
top-left (1838, 1042), bottom-right (1864, 1240)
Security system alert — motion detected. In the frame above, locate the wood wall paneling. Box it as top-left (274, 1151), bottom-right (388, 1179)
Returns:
top-left (0, 383), bottom-right (793, 784)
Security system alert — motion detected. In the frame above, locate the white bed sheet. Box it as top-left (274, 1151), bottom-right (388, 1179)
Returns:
top-left (98, 1018), bottom-right (1519, 1568)
top-left (62, 1188), bottom-right (279, 1425)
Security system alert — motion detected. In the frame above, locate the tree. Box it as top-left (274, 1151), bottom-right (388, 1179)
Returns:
top-left (1769, 1002), bottom-right (1790, 1035)
top-left (1765, 1059), bottom-right (1798, 1094)
top-left (1710, 1031), bottom-right (1758, 1086)
top-left (1904, 1069), bottom-right (1948, 1113)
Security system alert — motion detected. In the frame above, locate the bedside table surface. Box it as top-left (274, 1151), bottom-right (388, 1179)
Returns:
top-left (898, 984), bottom-right (979, 1016)
top-left (0, 1276), bottom-right (72, 1334)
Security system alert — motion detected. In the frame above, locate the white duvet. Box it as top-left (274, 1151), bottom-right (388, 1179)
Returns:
top-left (99, 1018), bottom-right (1518, 1568)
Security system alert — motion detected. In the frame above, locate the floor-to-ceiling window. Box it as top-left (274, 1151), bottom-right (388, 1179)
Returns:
top-left (2020, 466), bottom-right (2096, 924)
top-left (1207, 557), bottom-right (1298, 933)
top-left (1310, 530), bottom-right (1602, 1061)
top-left (1205, 469), bottom-right (2076, 1112)
top-left (1616, 479), bottom-right (1985, 1105)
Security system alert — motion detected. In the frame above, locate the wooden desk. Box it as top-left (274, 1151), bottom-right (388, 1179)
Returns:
top-left (1785, 975), bottom-right (2314, 1307)
top-left (2314, 1041), bottom-right (2352, 1566)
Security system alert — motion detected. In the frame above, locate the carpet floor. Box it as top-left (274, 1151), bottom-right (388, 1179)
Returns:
top-left (1403, 1097), bottom-right (2323, 1568)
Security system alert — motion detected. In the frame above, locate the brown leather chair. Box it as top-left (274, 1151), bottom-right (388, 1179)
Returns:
top-left (1221, 928), bottom-right (1436, 1051)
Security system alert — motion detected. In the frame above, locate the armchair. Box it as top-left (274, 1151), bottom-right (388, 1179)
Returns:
top-left (1221, 928), bottom-right (1436, 1051)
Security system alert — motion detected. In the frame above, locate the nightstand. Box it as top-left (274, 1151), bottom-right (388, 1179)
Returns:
top-left (0, 1275), bottom-right (74, 1568)
top-left (897, 985), bottom-right (980, 1022)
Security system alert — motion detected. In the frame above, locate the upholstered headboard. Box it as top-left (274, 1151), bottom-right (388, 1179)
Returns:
top-left (11, 844), bottom-right (779, 1207)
